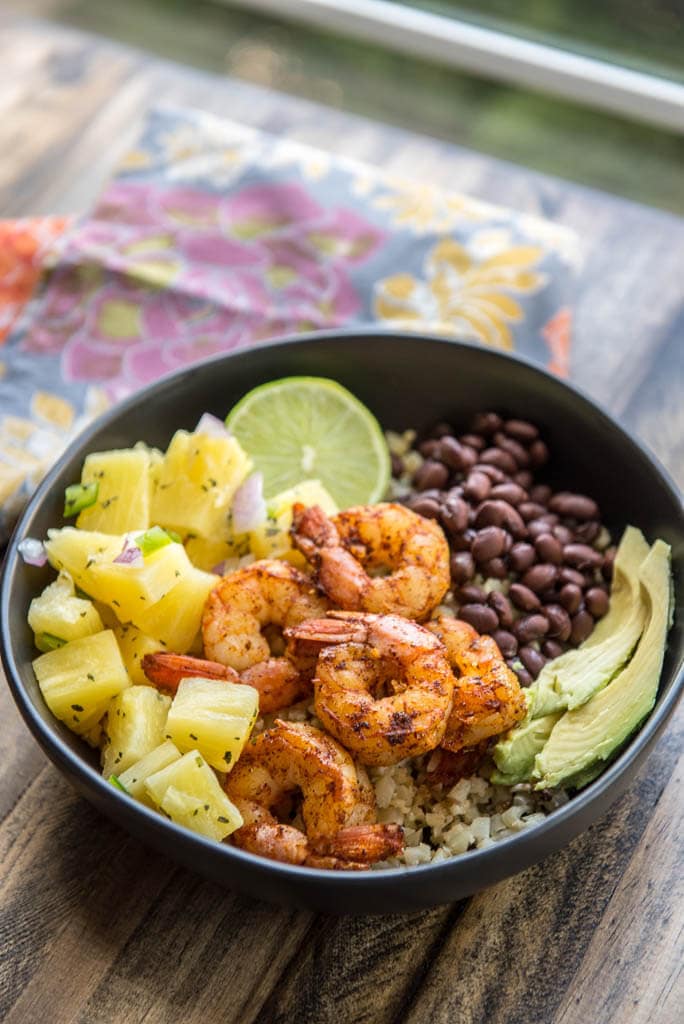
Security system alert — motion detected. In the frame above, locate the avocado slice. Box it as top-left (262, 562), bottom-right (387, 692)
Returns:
top-left (533, 539), bottom-right (672, 790)
top-left (491, 711), bottom-right (561, 785)
top-left (531, 526), bottom-right (650, 719)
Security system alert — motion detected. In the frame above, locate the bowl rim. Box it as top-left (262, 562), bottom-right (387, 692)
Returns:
top-left (2, 327), bottom-right (683, 888)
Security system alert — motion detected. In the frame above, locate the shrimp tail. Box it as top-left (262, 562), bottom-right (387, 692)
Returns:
top-left (425, 744), bottom-right (489, 785)
top-left (284, 615), bottom-right (368, 653)
top-left (311, 823), bottom-right (404, 863)
top-left (141, 652), bottom-right (238, 693)
top-left (291, 503), bottom-right (339, 565)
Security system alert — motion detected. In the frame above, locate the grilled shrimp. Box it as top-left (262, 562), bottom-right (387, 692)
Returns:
top-left (427, 616), bottom-right (527, 751)
top-left (291, 502), bottom-right (450, 620)
top-left (140, 651), bottom-right (304, 713)
top-left (224, 720), bottom-right (403, 868)
top-left (199, 559), bottom-right (329, 709)
top-left (287, 612), bottom-right (455, 766)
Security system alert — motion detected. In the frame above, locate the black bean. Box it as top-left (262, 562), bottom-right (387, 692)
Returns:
top-left (451, 528), bottom-right (476, 552)
top-left (529, 439), bottom-right (549, 467)
top-left (519, 645), bottom-right (546, 678)
top-left (552, 524), bottom-right (574, 546)
top-left (527, 518), bottom-right (554, 540)
top-left (574, 521), bottom-right (600, 544)
top-left (514, 470), bottom-right (534, 490)
top-left (559, 582), bottom-right (583, 614)
top-left (509, 583), bottom-right (541, 611)
top-left (570, 609), bottom-right (594, 645)
top-left (490, 482), bottom-right (528, 506)
top-left (563, 543), bottom-right (603, 570)
top-left (472, 526), bottom-right (507, 562)
top-left (475, 500), bottom-right (525, 536)
top-left (440, 497), bottom-right (469, 535)
top-left (602, 547), bottom-right (616, 581)
top-left (504, 419), bottom-right (539, 443)
top-left (413, 459), bottom-right (449, 491)
top-left (450, 551), bottom-right (475, 584)
top-left (545, 603), bottom-right (572, 641)
top-left (480, 447), bottom-right (518, 475)
top-left (463, 471), bottom-right (492, 503)
top-left (489, 591), bottom-right (514, 627)
top-left (535, 533), bottom-right (563, 565)
top-left (512, 665), bottom-right (533, 688)
top-left (459, 433), bottom-right (487, 451)
top-left (522, 563), bottom-right (558, 593)
top-left (419, 439), bottom-right (441, 458)
top-left (407, 496), bottom-right (441, 519)
top-left (473, 463), bottom-right (507, 484)
top-left (558, 566), bottom-right (586, 588)
top-left (470, 411), bottom-right (502, 436)
top-left (438, 436), bottom-right (470, 471)
top-left (457, 583), bottom-right (487, 604)
top-left (515, 614), bottom-right (550, 644)
top-left (585, 587), bottom-right (609, 618)
top-left (509, 542), bottom-right (536, 572)
top-left (530, 484), bottom-right (552, 504)
top-left (519, 501), bottom-right (546, 522)
top-left (458, 603), bottom-right (499, 634)
top-left (542, 639), bottom-right (564, 660)
top-left (494, 433), bottom-right (531, 468)
top-left (481, 557), bottom-right (507, 579)
top-left (548, 491), bottom-right (599, 521)
top-left (390, 453), bottom-right (404, 478)
top-left (493, 629), bottom-right (518, 658)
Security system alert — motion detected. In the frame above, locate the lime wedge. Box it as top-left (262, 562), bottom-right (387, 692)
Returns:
top-left (226, 377), bottom-right (390, 508)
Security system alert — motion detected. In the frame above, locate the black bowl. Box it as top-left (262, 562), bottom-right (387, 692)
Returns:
top-left (2, 331), bottom-right (682, 914)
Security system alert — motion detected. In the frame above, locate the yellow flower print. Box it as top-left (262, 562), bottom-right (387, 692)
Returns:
top-left (374, 237), bottom-right (546, 350)
top-left (373, 181), bottom-right (493, 233)
top-left (0, 387), bottom-right (110, 527)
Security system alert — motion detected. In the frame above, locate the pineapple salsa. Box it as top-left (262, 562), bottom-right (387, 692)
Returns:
top-left (25, 410), bottom-right (343, 844)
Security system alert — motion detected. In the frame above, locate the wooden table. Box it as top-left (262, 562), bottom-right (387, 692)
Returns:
top-left (1, 16), bottom-right (682, 1024)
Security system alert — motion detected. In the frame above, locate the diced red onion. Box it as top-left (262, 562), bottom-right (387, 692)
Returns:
top-left (17, 538), bottom-right (47, 567)
top-left (113, 536), bottom-right (143, 566)
top-left (195, 412), bottom-right (231, 438)
top-left (232, 472), bottom-right (266, 533)
top-left (211, 560), bottom-right (226, 576)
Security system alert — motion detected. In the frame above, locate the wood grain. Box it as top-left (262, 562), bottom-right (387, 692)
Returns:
top-left (0, 13), bottom-right (681, 1024)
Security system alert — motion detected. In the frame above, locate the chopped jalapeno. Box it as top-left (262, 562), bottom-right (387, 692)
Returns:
top-left (64, 481), bottom-right (99, 517)
top-left (109, 775), bottom-right (130, 794)
top-left (35, 632), bottom-right (67, 652)
top-left (134, 526), bottom-right (179, 558)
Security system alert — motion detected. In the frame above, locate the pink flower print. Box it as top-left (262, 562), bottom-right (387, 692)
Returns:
top-left (179, 231), bottom-right (263, 269)
top-left (92, 182), bottom-right (160, 230)
top-left (304, 208), bottom-right (385, 264)
top-left (156, 187), bottom-right (223, 229)
top-left (62, 330), bottom-right (130, 383)
top-left (221, 183), bottom-right (324, 240)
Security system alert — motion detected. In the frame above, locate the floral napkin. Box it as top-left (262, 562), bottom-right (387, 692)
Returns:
top-left (0, 105), bottom-right (580, 543)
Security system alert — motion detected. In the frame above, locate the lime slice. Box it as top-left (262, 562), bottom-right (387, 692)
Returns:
top-left (226, 377), bottom-right (390, 508)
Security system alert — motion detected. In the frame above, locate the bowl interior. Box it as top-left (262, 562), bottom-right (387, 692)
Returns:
top-left (2, 332), bottom-right (683, 903)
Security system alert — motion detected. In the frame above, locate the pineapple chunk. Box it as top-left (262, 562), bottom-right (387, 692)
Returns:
top-left (76, 448), bottom-right (151, 534)
top-left (33, 630), bottom-right (131, 735)
top-left (166, 677), bottom-right (259, 771)
top-left (133, 567), bottom-right (216, 652)
top-left (150, 429), bottom-right (251, 540)
top-left (101, 685), bottom-right (172, 777)
top-left (184, 536), bottom-right (249, 573)
top-left (114, 622), bottom-right (163, 684)
top-left (45, 528), bottom-right (122, 593)
top-left (88, 539), bottom-right (192, 621)
top-left (145, 750), bottom-right (243, 840)
top-left (29, 572), bottom-right (103, 649)
top-left (249, 479), bottom-right (338, 565)
top-left (117, 739), bottom-right (181, 805)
